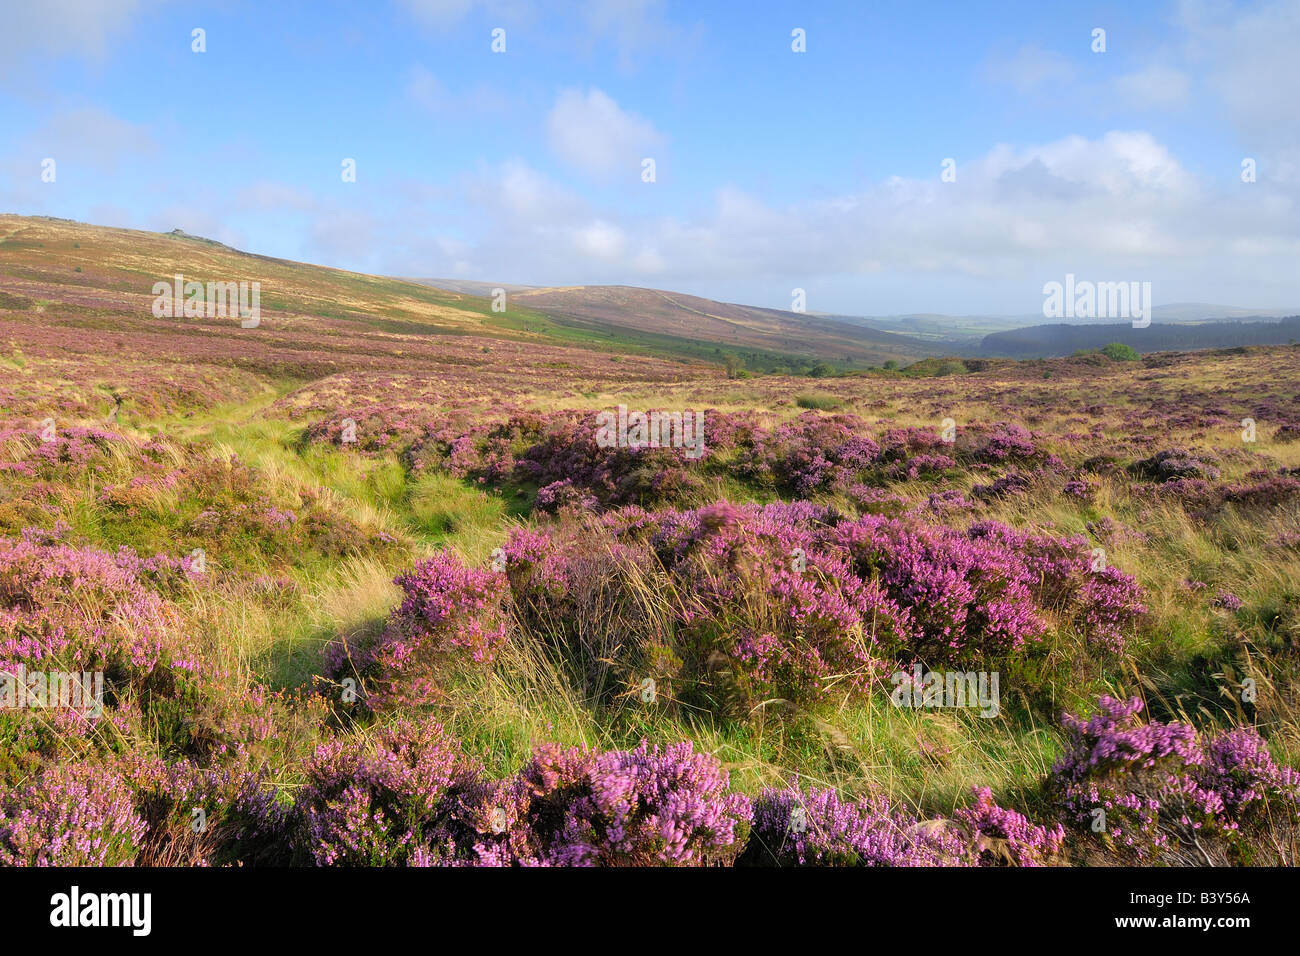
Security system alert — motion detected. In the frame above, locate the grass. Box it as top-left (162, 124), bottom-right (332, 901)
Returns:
top-left (795, 392), bottom-right (846, 411)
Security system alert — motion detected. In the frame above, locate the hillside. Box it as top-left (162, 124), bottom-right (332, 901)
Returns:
top-left (980, 316), bottom-right (1300, 358)
top-left (412, 280), bottom-right (946, 371)
top-left (0, 216), bottom-right (941, 375)
top-left (0, 215), bottom-right (579, 341)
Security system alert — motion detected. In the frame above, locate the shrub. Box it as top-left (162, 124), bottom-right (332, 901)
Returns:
top-left (1129, 448), bottom-right (1221, 482)
top-left (1101, 342), bottom-right (1140, 361)
top-left (297, 718), bottom-right (479, 866)
top-left (740, 785), bottom-right (967, 866)
top-left (0, 761), bottom-right (147, 866)
top-left (1050, 697), bottom-right (1300, 862)
top-left (795, 393), bottom-right (843, 411)
top-left (741, 413), bottom-right (880, 495)
top-left (0, 536), bottom-right (179, 683)
top-left (324, 550), bottom-right (508, 709)
top-left (488, 741), bottom-right (752, 866)
top-left (955, 786), bottom-right (1065, 866)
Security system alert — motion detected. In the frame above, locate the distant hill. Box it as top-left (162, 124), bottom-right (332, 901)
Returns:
top-left (407, 278), bottom-right (540, 296)
top-left (404, 282), bottom-right (948, 372)
top-left (825, 303), bottom-right (1300, 341)
top-left (980, 316), bottom-right (1300, 358)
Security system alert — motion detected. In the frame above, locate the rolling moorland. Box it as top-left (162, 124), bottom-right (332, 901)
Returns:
top-left (2, 213), bottom-right (1299, 866)
top-left (981, 317), bottom-right (1300, 359)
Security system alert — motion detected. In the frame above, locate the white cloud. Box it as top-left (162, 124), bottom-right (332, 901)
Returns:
top-left (307, 209), bottom-right (379, 263)
top-left (1114, 66), bottom-right (1191, 107)
top-left (1177, 0), bottom-right (1300, 178)
top-left (23, 106), bottom-right (155, 174)
top-left (407, 65), bottom-right (447, 111)
top-left (235, 181), bottom-right (317, 212)
top-left (406, 65), bottom-right (510, 113)
top-left (983, 45), bottom-right (1076, 95)
top-left (0, 0), bottom-right (159, 67)
top-left (367, 129), bottom-right (1300, 312)
top-left (545, 88), bottom-right (665, 177)
top-left (574, 219), bottom-right (626, 259)
top-left (395, 0), bottom-right (480, 28)
top-left (581, 0), bottom-right (695, 67)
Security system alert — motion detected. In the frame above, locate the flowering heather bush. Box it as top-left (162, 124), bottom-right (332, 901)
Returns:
top-left (487, 741), bottom-right (752, 866)
top-left (515, 411), bottom-right (707, 510)
top-left (741, 412), bottom-right (880, 495)
top-left (1220, 476), bottom-right (1300, 512)
top-left (303, 406), bottom-right (430, 454)
top-left (0, 424), bottom-right (125, 480)
top-left (834, 515), bottom-right (1043, 663)
top-left (502, 502), bottom-right (1144, 709)
top-left (955, 787), bottom-right (1065, 866)
top-left (0, 535), bottom-right (178, 681)
top-left (1051, 697), bottom-right (1216, 858)
top-left (624, 501), bottom-right (905, 704)
top-left (1063, 478), bottom-right (1094, 501)
top-left (297, 717), bottom-right (479, 866)
top-left (971, 471), bottom-right (1032, 499)
top-left (846, 485), bottom-right (916, 516)
top-left (1051, 698), bottom-right (1300, 861)
top-left (324, 550), bottom-right (508, 709)
top-left (0, 761), bottom-right (147, 866)
top-left (298, 731), bottom-right (749, 867)
top-left (965, 522), bottom-right (1147, 653)
top-left (1135, 474), bottom-right (1300, 520)
top-left (740, 785), bottom-right (968, 867)
top-left (838, 515), bottom-right (1145, 660)
top-left (925, 489), bottom-right (976, 514)
top-left (1212, 590), bottom-right (1244, 611)
top-left (970, 423), bottom-right (1038, 464)
top-left (1200, 729), bottom-right (1300, 815)
top-left (403, 410), bottom-right (534, 483)
top-left (123, 752), bottom-right (293, 866)
top-left (884, 453), bottom-right (956, 481)
top-left (877, 426), bottom-right (952, 463)
top-left (1129, 448), bottom-right (1221, 482)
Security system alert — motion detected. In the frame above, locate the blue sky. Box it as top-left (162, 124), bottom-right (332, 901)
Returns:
top-left (2, 0), bottom-right (1298, 315)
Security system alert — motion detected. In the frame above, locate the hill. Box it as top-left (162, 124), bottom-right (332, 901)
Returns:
top-left (411, 280), bottom-right (947, 372)
top-left (0, 215), bottom-right (942, 375)
top-left (980, 316), bottom-right (1300, 358)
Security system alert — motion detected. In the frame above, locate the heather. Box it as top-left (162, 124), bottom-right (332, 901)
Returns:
top-left (741, 782), bottom-right (1063, 867)
top-left (493, 501), bottom-right (1144, 716)
top-left (293, 725), bottom-right (750, 866)
top-left (1050, 698), bottom-right (1300, 864)
top-left (741, 785), bottom-right (970, 866)
top-left (0, 761), bottom-right (146, 866)
top-left (324, 550), bottom-right (509, 709)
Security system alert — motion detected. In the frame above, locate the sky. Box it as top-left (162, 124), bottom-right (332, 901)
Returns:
top-left (2, 0), bottom-right (1299, 316)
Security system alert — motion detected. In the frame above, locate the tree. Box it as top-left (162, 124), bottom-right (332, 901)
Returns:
top-left (1100, 342), bottom-right (1140, 361)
